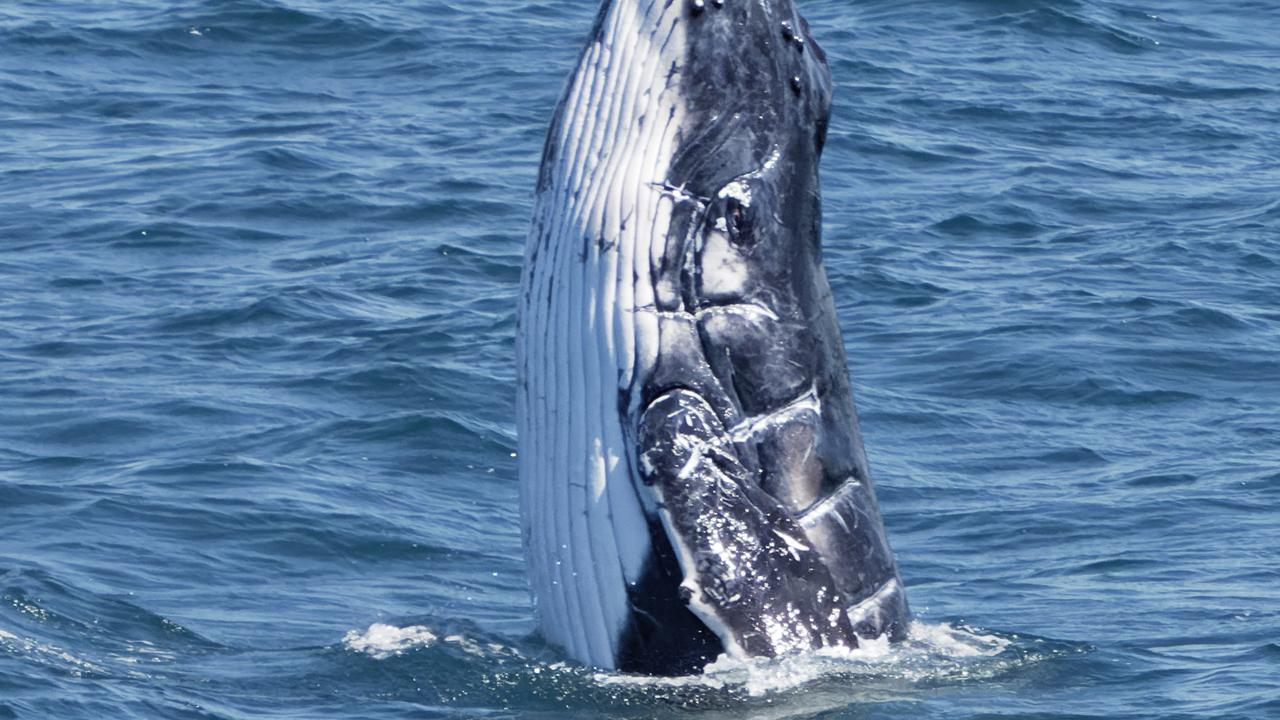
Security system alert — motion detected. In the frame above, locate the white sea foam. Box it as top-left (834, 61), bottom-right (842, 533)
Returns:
top-left (906, 619), bottom-right (1011, 657)
top-left (343, 619), bottom-right (1032, 701)
top-left (342, 623), bottom-right (526, 662)
top-left (592, 621), bottom-right (1018, 697)
top-left (342, 623), bottom-right (438, 659)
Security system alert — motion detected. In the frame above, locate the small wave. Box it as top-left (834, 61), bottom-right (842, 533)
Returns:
top-left (1125, 472), bottom-right (1197, 488)
top-left (0, 627), bottom-right (109, 678)
top-left (1167, 306), bottom-right (1250, 332)
top-left (0, 0), bottom-right (417, 61)
top-left (1107, 79), bottom-right (1268, 101)
top-left (1010, 5), bottom-right (1159, 53)
top-left (930, 211), bottom-right (1048, 240)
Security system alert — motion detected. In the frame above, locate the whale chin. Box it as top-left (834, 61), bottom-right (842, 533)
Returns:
top-left (517, 0), bottom-right (908, 674)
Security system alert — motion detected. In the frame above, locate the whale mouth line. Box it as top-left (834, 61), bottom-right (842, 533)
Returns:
top-left (848, 577), bottom-right (903, 618)
top-left (631, 301), bottom-right (781, 323)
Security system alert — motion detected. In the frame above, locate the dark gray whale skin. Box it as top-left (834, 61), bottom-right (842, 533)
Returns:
top-left (536, 0), bottom-right (909, 676)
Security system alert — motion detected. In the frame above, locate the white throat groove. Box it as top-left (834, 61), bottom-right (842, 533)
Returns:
top-left (517, 0), bottom-right (690, 670)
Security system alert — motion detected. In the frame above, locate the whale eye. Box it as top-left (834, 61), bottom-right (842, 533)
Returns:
top-left (726, 197), bottom-right (753, 246)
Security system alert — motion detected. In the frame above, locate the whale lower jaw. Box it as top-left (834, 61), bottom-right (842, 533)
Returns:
top-left (517, 0), bottom-right (691, 670)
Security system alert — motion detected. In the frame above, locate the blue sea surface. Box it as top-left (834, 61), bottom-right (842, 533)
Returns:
top-left (1, 0), bottom-right (1278, 717)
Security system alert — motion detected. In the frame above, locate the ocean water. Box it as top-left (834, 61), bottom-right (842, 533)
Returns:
top-left (1, 0), bottom-right (1277, 717)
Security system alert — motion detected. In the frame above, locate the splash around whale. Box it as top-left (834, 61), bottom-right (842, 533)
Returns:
top-left (516, 0), bottom-right (908, 675)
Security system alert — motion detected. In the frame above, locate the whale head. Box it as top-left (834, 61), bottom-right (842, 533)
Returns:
top-left (519, 0), bottom-right (906, 676)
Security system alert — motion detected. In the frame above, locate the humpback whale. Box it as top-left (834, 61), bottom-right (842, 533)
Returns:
top-left (517, 0), bottom-right (908, 675)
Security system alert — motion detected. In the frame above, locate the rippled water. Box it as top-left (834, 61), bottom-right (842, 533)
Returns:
top-left (1, 1), bottom-right (1277, 718)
